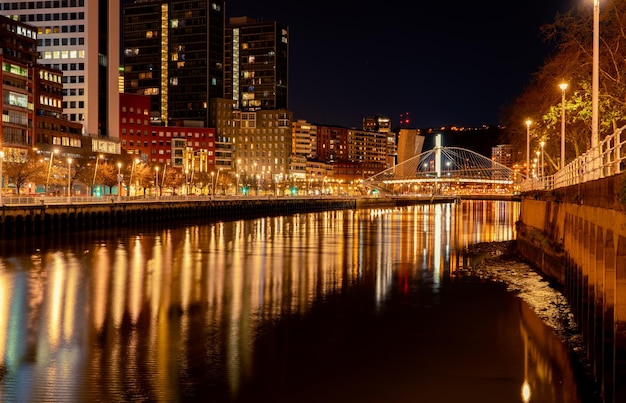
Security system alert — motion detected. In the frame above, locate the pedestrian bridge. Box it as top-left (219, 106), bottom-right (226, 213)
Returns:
top-left (364, 146), bottom-right (521, 195)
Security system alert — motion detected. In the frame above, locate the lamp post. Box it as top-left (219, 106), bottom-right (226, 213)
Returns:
top-left (236, 158), bottom-right (241, 195)
top-left (541, 141), bottom-right (546, 178)
top-left (155, 166), bottom-right (160, 199)
top-left (211, 171), bottom-right (215, 198)
top-left (67, 157), bottom-right (72, 203)
top-left (92, 154), bottom-right (102, 196)
top-left (185, 168), bottom-right (189, 196)
top-left (0, 151), bottom-right (4, 206)
top-left (216, 168), bottom-right (222, 196)
top-left (591, 0), bottom-right (599, 151)
top-left (525, 120), bottom-right (532, 180)
top-left (559, 83), bottom-right (568, 169)
top-left (117, 162), bottom-right (122, 202)
top-left (46, 149), bottom-right (58, 195)
top-left (129, 159), bottom-right (139, 197)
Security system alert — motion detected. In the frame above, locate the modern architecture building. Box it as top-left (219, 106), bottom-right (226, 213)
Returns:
top-left (396, 128), bottom-right (425, 178)
top-left (123, 0), bottom-right (225, 127)
top-left (1, 15), bottom-right (82, 161)
top-left (234, 108), bottom-right (292, 182)
top-left (225, 16), bottom-right (288, 111)
top-left (2, 0), bottom-right (121, 153)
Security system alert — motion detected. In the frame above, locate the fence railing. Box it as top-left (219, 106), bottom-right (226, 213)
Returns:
top-left (521, 124), bottom-right (626, 191)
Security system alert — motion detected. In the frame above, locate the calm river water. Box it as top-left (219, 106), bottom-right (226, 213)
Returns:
top-left (0, 200), bottom-right (594, 402)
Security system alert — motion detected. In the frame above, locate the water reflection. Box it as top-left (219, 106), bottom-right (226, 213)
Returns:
top-left (0, 201), bottom-right (589, 402)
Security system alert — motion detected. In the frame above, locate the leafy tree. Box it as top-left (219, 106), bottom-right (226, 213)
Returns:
top-left (502, 0), bottom-right (626, 172)
top-left (132, 162), bottom-right (154, 195)
top-left (3, 151), bottom-right (45, 195)
top-left (97, 162), bottom-right (119, 195)
top-left (161, 165), bottom-right (183, 194)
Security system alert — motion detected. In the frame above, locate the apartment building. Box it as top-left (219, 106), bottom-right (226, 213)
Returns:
top-left (2, 0), bottom-right (121, 152)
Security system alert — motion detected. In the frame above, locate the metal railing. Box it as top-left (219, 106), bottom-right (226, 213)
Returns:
top-left (521, 124), bottom-right (626, 191)
top-left (0, 193), bottom-right (361, 207)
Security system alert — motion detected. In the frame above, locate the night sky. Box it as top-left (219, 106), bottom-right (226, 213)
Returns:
top-left (227, 0), bottom-right (576, 129)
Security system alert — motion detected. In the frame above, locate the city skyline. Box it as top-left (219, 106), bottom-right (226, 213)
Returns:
top-left (227, 0), bottom-right (574, 129)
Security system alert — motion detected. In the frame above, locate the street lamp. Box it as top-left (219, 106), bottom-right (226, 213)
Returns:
top-left (67, 157), bottom-right (72, 203)
top-left (541, 141), bottom-right (546, 178)
top-left (559, 83), bottom-right (568, 169)
top-left (211, 171), bottom-right (215, 198)
top-left (129, 159), bottom-right (139, 197)
top-left (155, 166), bottom-right (160, 198)
top-left (46, 149), bottom-right (58, 195)
top-left (591, 0), bottom-right (599, 151)
top-left (92, 154), bottom-right (102, 196)
top-left (215, 168), bottom-right (222, 196)
top-left (525, 119), bottom-right (532, 180)
top-left (117, 162), bottom-right (122, 202)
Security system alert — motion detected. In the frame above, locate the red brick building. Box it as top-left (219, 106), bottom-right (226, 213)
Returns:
top-left (119, 93), bottom-right (216, 169)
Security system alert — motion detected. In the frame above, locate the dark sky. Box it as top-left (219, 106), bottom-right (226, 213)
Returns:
top-left (226, 0), bottom-right (575, 129)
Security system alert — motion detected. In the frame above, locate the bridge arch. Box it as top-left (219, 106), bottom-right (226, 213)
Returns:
top-left (364, 146), bottom-right (522, 195)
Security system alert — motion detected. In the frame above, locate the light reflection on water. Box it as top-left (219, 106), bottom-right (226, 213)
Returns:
top-left (0, 201), bottom-right (589, 402)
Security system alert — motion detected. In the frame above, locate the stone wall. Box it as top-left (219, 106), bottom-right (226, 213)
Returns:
top-left (517, 173), bottom-right (626, 403)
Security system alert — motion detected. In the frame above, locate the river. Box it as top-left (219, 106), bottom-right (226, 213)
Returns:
top-left (0, 200), bottom-right (597, 402)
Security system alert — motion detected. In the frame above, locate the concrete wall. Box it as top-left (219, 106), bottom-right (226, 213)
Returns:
top-left (0, 198), bottom-right (356, 238)
top-left (517, 173), bottom-right (626, 403)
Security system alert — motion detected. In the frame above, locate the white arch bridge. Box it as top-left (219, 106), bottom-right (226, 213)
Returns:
top-left (364, 146), bottom-right (522, 196)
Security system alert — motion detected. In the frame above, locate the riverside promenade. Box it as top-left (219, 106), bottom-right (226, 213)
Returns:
top-left (0, 194), bottom-right (520, 238)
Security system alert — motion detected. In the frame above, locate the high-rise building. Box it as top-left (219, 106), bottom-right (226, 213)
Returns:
top-left (1, 15), bottom-right (82, 160)
top-left (0, 15), bottom-right (37, 158)
top-left (2, 0), bottom-right (121, 152)
top-left (123, 0), bottom-right (225, 127)
top-left (225, 16), bottom-right (288, 111)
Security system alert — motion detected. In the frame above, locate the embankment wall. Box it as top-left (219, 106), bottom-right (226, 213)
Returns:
top-left (517, 173), bottom-right (626, 403)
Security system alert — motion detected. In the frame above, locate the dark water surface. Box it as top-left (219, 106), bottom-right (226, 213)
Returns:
top-left (0, 201), bottom-right (590, 402)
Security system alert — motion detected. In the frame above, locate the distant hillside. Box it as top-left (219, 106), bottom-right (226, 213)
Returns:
top-left (419, 126), bottom-right (505, 157)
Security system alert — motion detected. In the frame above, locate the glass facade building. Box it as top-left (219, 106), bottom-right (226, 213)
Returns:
top-left (123, 0), bottom-right (225, 127)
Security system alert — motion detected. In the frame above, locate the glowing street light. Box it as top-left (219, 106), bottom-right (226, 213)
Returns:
top-left (67, 157), bottom-right (72, 203)
top-left (117, 162), bottom-right (122, 202)
top-left (92, 154), bottom-right (103, 196)
top-left (541, 141), bottom-right (546, 178)
top-left (129, 159), bottom-right (139, 196)
top-left (559, 83), bottom-right (568, 169)
top-left (525, 120), bottom-right (532, 180)
top-left (155, 166), bottom-right (160, 199)
top-left (46, 149), bottom-right (58, 195)
top-left (591, 0), bottom-right (599, 151)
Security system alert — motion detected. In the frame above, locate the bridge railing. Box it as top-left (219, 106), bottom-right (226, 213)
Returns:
top-left (521, 125), bottom-right (626, 191)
